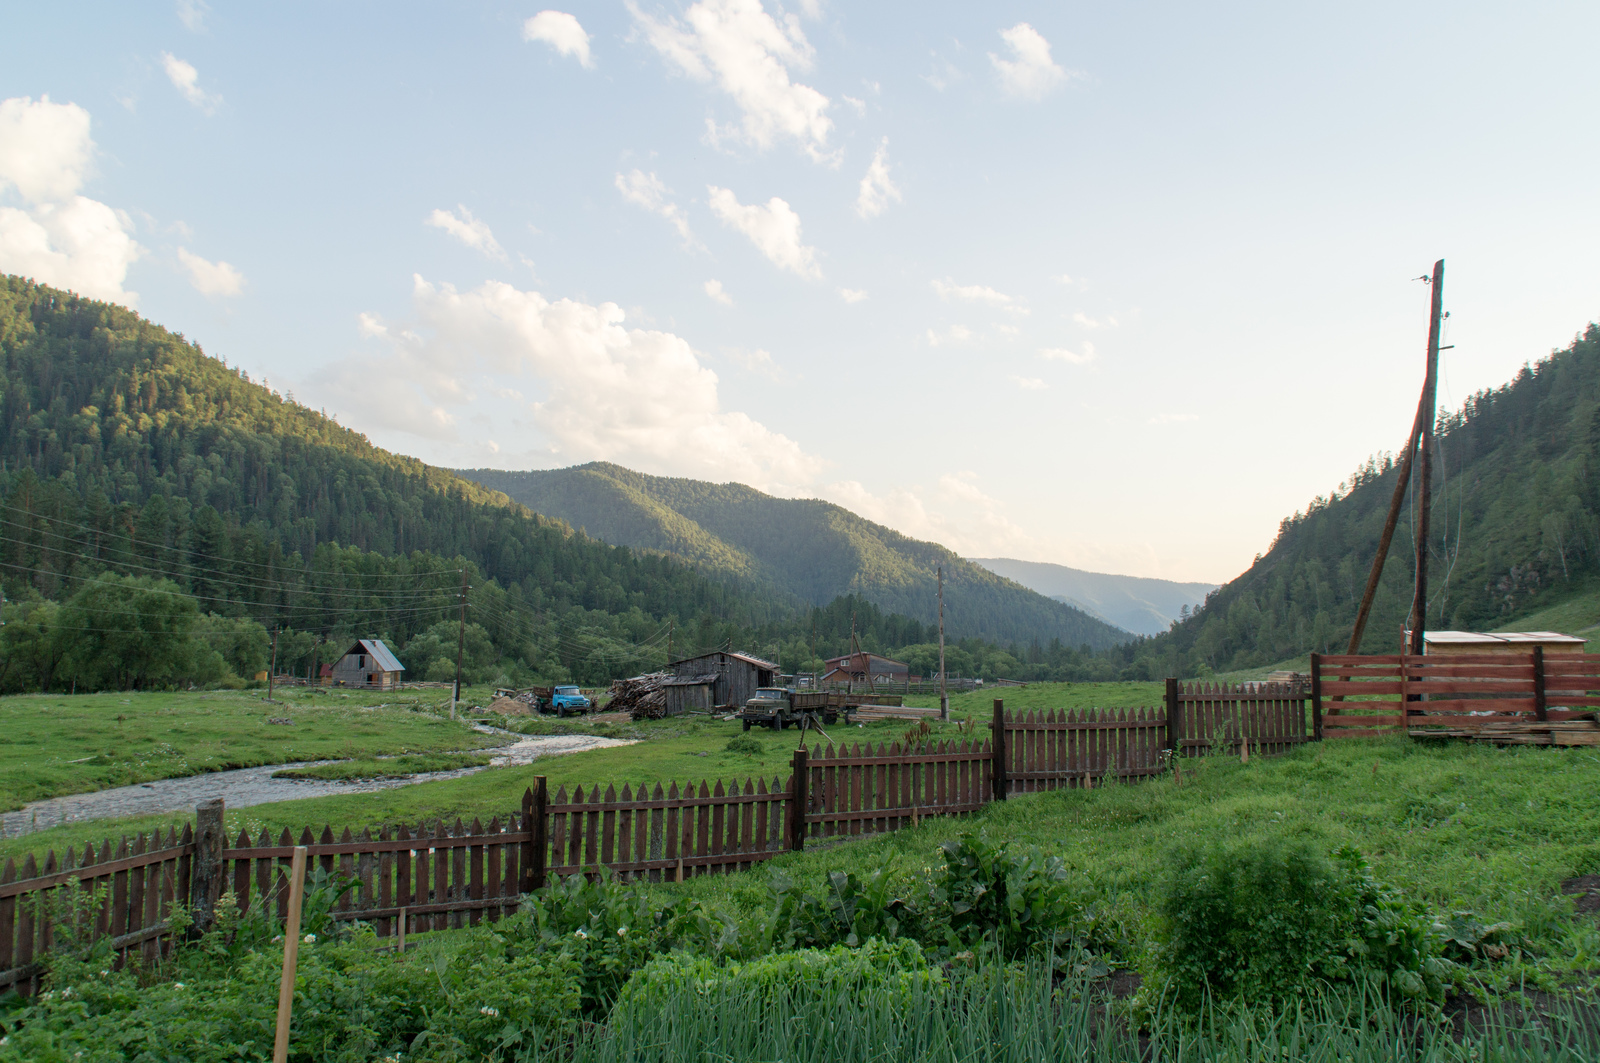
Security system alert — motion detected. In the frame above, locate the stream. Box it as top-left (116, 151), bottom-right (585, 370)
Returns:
top-left (0, 726), bottom-right (635, 840)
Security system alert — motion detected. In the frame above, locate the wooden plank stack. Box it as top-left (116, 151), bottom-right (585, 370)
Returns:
top-left (608, 672), bottom-right (673, 719)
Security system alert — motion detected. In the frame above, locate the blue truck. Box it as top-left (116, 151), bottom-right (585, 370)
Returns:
top-left (549, 684), bottom-right (592, 716)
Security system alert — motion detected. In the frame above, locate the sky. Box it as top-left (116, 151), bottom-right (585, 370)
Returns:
top-left (2, 1), bottom-right (1598, 585)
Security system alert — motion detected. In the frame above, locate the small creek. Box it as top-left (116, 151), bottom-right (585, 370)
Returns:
top-left (1, 725), bottom-right (634, 840)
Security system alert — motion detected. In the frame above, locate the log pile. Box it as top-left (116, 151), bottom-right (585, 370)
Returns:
top-left (608, 671), bottom-right (673, 720)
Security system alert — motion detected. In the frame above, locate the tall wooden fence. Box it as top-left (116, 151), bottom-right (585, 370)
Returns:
top-left (1311, 651), bottom-right (1600, 742)
top-left (1, 696), bottom-right (1320, 995)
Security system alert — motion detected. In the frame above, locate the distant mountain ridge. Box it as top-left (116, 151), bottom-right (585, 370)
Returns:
top-left (455, 463), bottom-right (1134, 650)
top-left (967, 558), bottom-right (1216, 636)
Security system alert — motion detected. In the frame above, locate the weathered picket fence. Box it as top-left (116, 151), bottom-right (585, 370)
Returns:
top-left (1, 696), bottom-right (1317, 995)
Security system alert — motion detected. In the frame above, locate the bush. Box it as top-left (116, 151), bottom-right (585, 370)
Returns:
top-left (723, 735), bottom-right (764, 755)
top-left (1147, 839), bottom-right (1449, 1011)
top-left (928, 834), bottom-right (1098, 959)
top-left (761, 864), bottom-right (922, 950)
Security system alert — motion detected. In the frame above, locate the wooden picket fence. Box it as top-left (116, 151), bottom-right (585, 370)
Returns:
top-left (1311, 651), bottom-right (1600, 743)
top-left (1, 696), bottom-right (1323, 995)
top-left (1166, 681), bottom-right (1312, 753)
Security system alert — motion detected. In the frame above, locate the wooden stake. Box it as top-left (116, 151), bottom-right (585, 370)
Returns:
top-left (452, 569), bottom-right (469, 718)
top-left (938, 564), bottom-right (948, 722)
top-left (1240, 739), bottom-right (1250, 765)
top-left (272, 846), bottom-right (309, 1063)
top-left (397, 906), bottom-right (407, 953)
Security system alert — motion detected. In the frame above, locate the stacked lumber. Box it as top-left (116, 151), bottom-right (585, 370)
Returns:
top-left (851, 705), bottom-right (942, 722)
top-left (608, 671), bottom-right (673, 720)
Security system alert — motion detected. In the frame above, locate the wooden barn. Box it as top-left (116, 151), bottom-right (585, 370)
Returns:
top-left (821, 651), bottom-right (909, 684)
top-left (327, 639), bottom-right (406, 689)
top-left (670, 650), bottom-right (778, 710)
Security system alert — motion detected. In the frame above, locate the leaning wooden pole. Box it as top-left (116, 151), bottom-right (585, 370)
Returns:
top-left (1409, 259), bottom-right (1445, 656)
top-left (1344, 392), bottom-right (1429, 655)
top-left (272, 845), bottom-right (309, 1063)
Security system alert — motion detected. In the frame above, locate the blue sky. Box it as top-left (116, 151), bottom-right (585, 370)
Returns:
top-left (3, 1), bottom-right (1598, 583)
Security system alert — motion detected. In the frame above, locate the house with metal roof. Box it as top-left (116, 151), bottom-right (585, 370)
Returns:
top-left (821, 651), bottom-right (909, 684)
top-left (670, 650), bottom-right (777, 710)
top-left (328, 639), bottom-right (406, 689)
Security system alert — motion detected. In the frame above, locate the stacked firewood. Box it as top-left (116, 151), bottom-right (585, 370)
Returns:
top-left (608, 671), bottom-right (673, 720)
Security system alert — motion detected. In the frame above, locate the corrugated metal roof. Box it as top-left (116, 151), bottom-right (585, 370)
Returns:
top-left (674, 650), bottom-right (778, 671)
top-left (1423, 630), bottom-right (1587, 646)
top-left (354, 639), bottom-right (405, 672)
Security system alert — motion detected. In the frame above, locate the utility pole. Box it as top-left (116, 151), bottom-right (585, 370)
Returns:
top-left (1409, 259), bottom-right (1445, 656)
top-left (267, 627), bottom-right (278, 703)
top-left (938, 564), bottom-right (948, 722)
top-left (452, 569), bottom-right (468, 719)
top-left (810, 616), bottom-right (818, 690)
top-left (666, 618), bottom-right (673, 664)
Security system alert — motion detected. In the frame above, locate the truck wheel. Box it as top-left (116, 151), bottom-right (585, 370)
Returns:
top-left (824, 711), bottom-right (838, 725)
top-left (770, 718), bottom-right (781, 731)
top-left (742, 720), bottom-right (752, 732)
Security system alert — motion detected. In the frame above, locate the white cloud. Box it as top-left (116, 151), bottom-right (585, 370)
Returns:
top-left (1040, 342), bottom-right (1095, 364)
top-left (837, 287), bottom-right (867, 303)
top-left (727, 347), bottom-right (785, 380)
top-left (425, 204), bottom-right (505, 259)
top-left (820, 472), bottom-right (1038, 559)
top-left (989, 23), bottom-right (1069, 101)
top-left (1148, 413), bottom-right (1199, 425)
top-left (1010, 375), bottom-right (1048, 391)
top-left (177, 0), bottom-right (209, 31)
top-left (841, 95), bottom-right (865, 116)
top-left (344, 276), bottom-right (825, 492)
top-left (926, 324), bottom-right (972, 347)
top-left (703, 278), bottom-right (733, 305)
top-left (523, 11), bottom-right (594, 68)
top-left (0, 96), bottom-right (142, 304)
top-left (707, 185), bottom-right (820, 278)
top-left (161, 53), bottom-right (221, 113)
top-left (629, 0), bottom-right (834, 162)
top-left (932, 278), bottom-right (1023, 312)
top-left (0, 95), bottom-right (92, 202)
top-left (615, 170), bottom-right (697, 247)
top-left (176, 246), bottom-right (243, 296)
top-left (1072, 311), bottom-right (1117, 329)
top-left (995, 323), bottom-right (1019, 337)
top-left (357, 312), bottom-right (388, 338)
top-left (855, 137), bottom-right (901, 219)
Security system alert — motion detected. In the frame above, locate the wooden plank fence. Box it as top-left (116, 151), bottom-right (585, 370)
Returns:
top-left (1311, 651), bottom-right (1600, 742)
top-left (1165, 680), bottom-right (1312, 753)
top-left (0, 694), bottom-right (1324, 995)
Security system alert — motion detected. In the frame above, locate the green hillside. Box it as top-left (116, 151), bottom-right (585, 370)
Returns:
top-left (456, 463), bottom-right (1132, 650)
top-left (1117, 322), bottom-right (1600, 677)
top-left (0, 277), bottom-right (818, 688)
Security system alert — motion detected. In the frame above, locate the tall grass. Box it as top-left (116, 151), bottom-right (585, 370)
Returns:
top-left (566, 959), bottom-right (1600, 1063)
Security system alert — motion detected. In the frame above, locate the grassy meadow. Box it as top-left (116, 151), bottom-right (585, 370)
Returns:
top-left (0, 686), bottom-right (505, 813)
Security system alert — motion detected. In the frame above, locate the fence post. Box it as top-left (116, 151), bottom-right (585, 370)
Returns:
top-left (1533, 646), bottom-right (1547, 722)
top-left (788, 748), bottom-right (809, 851)
top-left (1164, 678), bottom-right (1180, 756)
top-left (522, 778), bottom-right (547, 893)
top-left (190, 798), bottom-right (225, 933)
top-left (991, 699), bottom-right (1008, 801)
top-left (1310, 653), bottom-right (1324, 741)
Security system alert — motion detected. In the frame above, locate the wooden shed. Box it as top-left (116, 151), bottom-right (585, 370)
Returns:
top-left (671, 651), bottom-right (777, 710)
top-left (1422, 631), bottom-right (1587, 656)
top-left (328, 639), bottom-right (406, 689)
top-left (661, 672), bottom-right (719, 716)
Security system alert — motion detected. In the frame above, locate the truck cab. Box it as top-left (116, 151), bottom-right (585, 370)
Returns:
top-left (549, 685), bottom-right (591, 716)
top-left (738, 687), bottom-right (843, 730)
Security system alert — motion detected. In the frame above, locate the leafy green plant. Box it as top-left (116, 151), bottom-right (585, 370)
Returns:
top-left (760, 863), bottom-right (921, 950)
top-left (722, 735), bottom-right (763, 756)
top-left (927, 833), bottom-right (1096, 959)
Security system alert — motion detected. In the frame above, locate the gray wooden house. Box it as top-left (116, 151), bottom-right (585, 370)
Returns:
top-left (669, 650), bottom-right (778, 711)
top-left (328, 639), bottom-right (406, 690)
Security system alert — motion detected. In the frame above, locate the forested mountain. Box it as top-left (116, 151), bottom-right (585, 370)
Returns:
top-left (1112, 322), bottom-right (1600, 678)
top-left (966, 558), bottom-right (1215, 636)
top-left (455, 463), bottom-right (1132, 651)
top-left (0, 277), bottom-right (824, 689)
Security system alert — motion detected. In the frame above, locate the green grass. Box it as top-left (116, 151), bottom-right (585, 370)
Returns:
top-left (269, 752), bottom-right (494, 780)
top-left (1495, 583), bottom-right (1600, 635)
top-left (904, 680), bottom-right (1164, 716)
top-left (0, 686), bottom-right (504, 813)
top-left (660, 735), bottom-right (1600, 989)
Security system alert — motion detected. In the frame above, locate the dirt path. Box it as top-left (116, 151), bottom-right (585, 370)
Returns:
top-left (1, 728), bottom-right (633, 840)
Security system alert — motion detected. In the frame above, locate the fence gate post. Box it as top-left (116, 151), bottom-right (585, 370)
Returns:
top-left (1164, 678), bottom-right (1180, 756)
top-left (788, 748), bottom-right (809, 851)
top-left (522, 778), bottom-right (547, 893)
top-left (1533, 646), bottom-right (1547, 722)
top-left (190, 798), bottom-right (225, 933)
top-left (1310, 653), bottom-right (1324, 741)
top-left (991, 699), bottom-right (1008, 801)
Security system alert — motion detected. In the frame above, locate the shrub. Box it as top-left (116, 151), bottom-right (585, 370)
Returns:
top-left (760, 863), bottom-right (921, 950)
top-left (723, 735), bottom-right (764, 755)
top-left (1147, 839), bottom-right (1449, 1011)
top-left (927, 834), bottom-right (1098, 959)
